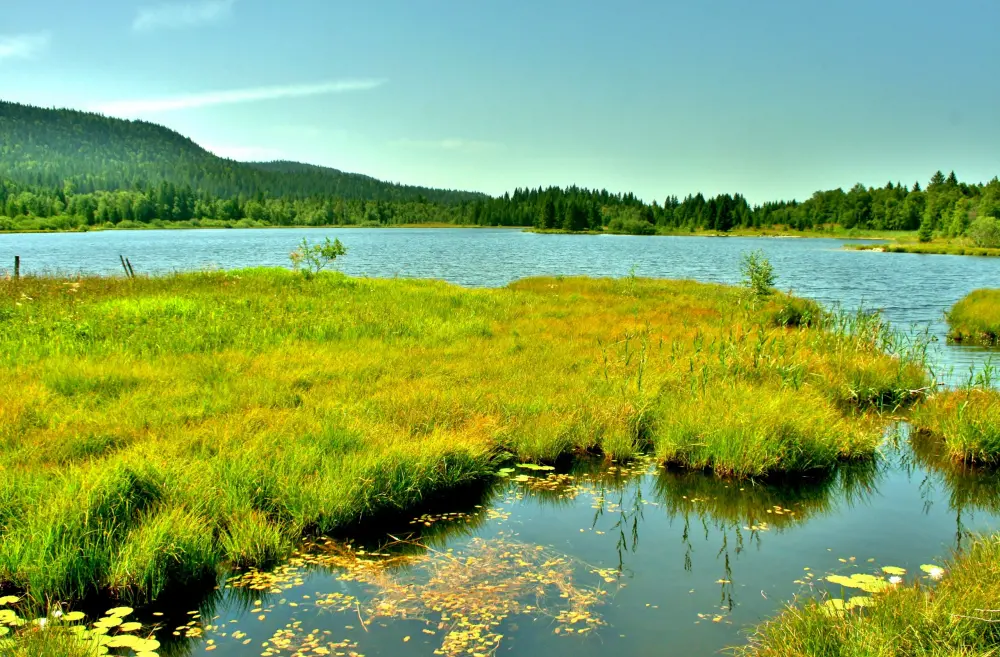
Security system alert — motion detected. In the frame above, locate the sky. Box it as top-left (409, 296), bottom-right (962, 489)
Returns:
top-left (1, 0), bottom-right (998, 203)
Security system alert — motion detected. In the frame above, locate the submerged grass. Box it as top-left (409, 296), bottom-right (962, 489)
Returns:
top-left (738, 534), bottom-right (1000, 657)
top-left (0, 269), bottom-right (926, 603)
top-left (947, 289), bottom-right (1000, 345)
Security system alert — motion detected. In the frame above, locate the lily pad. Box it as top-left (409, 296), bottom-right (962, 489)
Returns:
top-left (105, 607), bottom-right (133, 618)
top-left (881, 566), bottom-right (906, 576)
top-left (63, 611), bottom-right (86, 622)
top-left (0, 597), bottom-right (18, 607)
top-left (517, 463), bottom-right (555, 471)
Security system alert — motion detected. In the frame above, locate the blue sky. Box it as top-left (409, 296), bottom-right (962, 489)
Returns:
top-left (2, 0), bottom-right (998, 203)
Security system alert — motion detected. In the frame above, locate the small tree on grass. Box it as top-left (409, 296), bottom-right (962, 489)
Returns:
top-left (917, 215), bottom-right (934, 243)
top-left (290, 237), bottom-right (348, 274)
top-left (741, 249), bottom-right (775, 298)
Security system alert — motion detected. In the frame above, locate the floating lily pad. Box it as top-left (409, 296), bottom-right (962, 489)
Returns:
top-left (517, 463), bottom-right (556, 471)
top-left (881, 566), bottom-right (906, 576)
top-left (0, 597), bottom-right (17, 607)
top-left (105, 607), bottom-right (133, 618)
top-left (118, 621), bottom-right (143, 632)
top-left (496, 468), bottom-right (515, 477)
top-left (62, 611), bottom-right (86, 622)
top-left (847, 596), bottom-right (874, 608)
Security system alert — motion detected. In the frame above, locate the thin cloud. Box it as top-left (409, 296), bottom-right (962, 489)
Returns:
top-left (92, 79), bottom-right (386, 115)
top-left (133, 0), bottom-right (236, 31)
top-left (393, 138), bottom-right (503, 153)
top-left (0, 32), bottom-right (50, 61)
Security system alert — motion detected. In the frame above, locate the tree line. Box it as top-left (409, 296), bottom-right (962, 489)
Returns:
top-left (2, 172), bottom-right (999, 242)
top-left (1, 101), bottom-right (998, 239)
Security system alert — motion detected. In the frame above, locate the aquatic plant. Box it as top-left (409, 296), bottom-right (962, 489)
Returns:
top-left (737, 534), bottom-right (1000, 656)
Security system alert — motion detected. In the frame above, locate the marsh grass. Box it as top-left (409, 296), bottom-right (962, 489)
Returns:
top-left (947, 289), bottom-right (1000, 345)
top-left (912, 389), bottom-right (1000, 466)
top-left (738, 534), bottom-right (1000, 657)
top-left (0, 270), bottom-right (926, 603)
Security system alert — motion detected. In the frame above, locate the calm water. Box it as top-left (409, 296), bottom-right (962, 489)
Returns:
top-left (107, 436), bottom-right (1000, 657)
top-left (2, 227), bottom-right (998, 379)
top-left (4, 228), bottom-right (1000, 655)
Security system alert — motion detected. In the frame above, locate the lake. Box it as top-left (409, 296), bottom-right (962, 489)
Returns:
top-left (2, 227), bottom-right (998, 380)
top-left (3, 227), bottom-right (1000, 656)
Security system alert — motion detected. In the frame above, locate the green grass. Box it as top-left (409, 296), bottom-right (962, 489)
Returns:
top-left (849, 239), bottom-right (1000, 257)
top-left (0, 270), bottom-right (926, 604)
top-left (947, 289), bottom-right (1000, 345)
top-left (738, 534), bottom-right (1000, 657)
top-left (912, 389), bottom-right (1000, 466)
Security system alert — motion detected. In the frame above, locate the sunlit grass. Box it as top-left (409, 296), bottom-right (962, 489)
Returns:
top-left (912, 389), bottom-right (1000, 466)
top-left (947, 289), bottom-right (1000, 344)
top-left (738, 534), bottom-right (1000, 657)
top-left (0, 269), bottom-right (926, 603)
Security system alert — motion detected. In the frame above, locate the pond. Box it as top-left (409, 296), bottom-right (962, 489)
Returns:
top-left (2, 227), bottom-right (998, 382)
top-left (61, 430), bottom-right (1000, 657)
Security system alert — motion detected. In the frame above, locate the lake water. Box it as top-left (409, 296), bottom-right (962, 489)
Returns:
top-left (4, 227), bottom-right (1000, 656)
top-left (2, 227), bottom-right (998, 380)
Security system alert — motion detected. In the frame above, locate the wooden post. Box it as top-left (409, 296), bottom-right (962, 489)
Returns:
top-left (13, 256), bottom-right (18, 280)
top-left (120, 255), bottom-right (131, 278)
top-left (126, 258), bottom-right (136, 278)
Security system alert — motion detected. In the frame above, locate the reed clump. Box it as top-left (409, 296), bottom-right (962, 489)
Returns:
top-left (912, 388), bottom-right (1000, 466)
top-left (0, 270), bottom-right (925, 603)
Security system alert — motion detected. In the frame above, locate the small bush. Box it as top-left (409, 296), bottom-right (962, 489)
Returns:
top-left (289, 237), bottom-right (348, 274)
top-left (968, 216), bottom-right (1000, 248)
top-left (741, 250), bottom-right (775, 298)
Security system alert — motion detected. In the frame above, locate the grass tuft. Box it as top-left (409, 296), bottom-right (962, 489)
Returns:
top-left (738, 534), bottom-right (1000, 657)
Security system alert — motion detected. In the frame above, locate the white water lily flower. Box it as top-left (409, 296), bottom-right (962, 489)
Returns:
top-left (889, 576), bottom-right (902, 585)
top-left (52, 610), bottom-right (63, 618)
top-left (36, 618), bottom-right (47, 628)
top-left (928, 567), bottom-right (945, 580)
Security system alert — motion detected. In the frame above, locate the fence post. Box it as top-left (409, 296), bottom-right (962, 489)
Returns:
top-left (120, 255), bottom-right (131, 278)
top-left (13, 256), bottom-right (18, 279)
top-left (126, 258), bottom-right (136, 278)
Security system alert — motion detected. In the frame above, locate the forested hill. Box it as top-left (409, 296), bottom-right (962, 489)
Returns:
top-left (1, 100), bottom-right (998, 243)
top-left (0, 101), bottom-right (483, 203)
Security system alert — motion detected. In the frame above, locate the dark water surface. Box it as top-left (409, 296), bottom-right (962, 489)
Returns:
top-left (2, 227), bottom-right (998, 380)
top-left (3, 228), bottom-right (1000, 656)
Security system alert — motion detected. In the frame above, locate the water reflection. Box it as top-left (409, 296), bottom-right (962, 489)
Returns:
top-left (78, 442), bottom-right (1000, 657)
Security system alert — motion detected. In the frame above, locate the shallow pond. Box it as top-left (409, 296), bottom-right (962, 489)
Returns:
top-left (2, 227), bottom-right (998, 382)
top-left (53, 431), bottom-right (998, 657)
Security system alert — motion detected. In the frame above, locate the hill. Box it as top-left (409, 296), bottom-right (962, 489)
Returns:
top-left (0, 101), bottom-right (484, 203)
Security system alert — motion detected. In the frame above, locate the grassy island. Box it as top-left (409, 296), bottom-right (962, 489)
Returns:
top-left (0, 269), bottom-right (928, 605)
top-left (946, 289), bottom-right (1000, 345)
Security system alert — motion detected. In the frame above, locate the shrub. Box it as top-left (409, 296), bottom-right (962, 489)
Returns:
top-left (968, 216), bottom-right (1000, 248)
top-left (741, 250), bottom-right (775, 298)
top-left (289, 237), bottom-right (348, 274)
